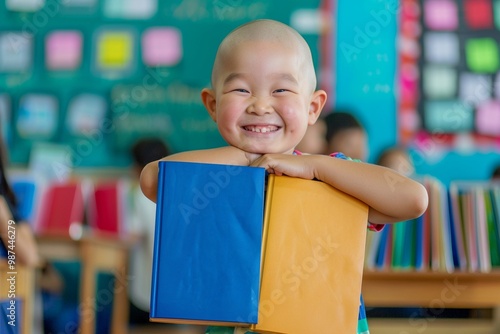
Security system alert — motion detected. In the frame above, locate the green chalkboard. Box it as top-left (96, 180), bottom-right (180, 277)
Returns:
top-left (0, 0), bottom-right (324, 168)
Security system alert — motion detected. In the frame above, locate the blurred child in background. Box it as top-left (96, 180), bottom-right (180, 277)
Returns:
top-left (324, 111), bottom-right (368, 161)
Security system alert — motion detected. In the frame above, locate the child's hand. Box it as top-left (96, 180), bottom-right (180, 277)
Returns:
top-left (250, 154), bottom-right (316, 179)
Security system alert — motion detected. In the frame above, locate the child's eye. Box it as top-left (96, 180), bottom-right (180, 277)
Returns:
top-left (232, 88), bottom-right (249, 93)
top-left (274, 89), bottom-right (289, 93)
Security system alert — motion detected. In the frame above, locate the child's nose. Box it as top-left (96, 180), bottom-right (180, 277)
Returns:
top-left (247, 96), bottom-right (273, 115)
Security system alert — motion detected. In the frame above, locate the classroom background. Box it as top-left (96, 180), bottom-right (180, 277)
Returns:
top-left (1, 0), bottom-right (500, 334)
top-left (1, 0), bottom-right (499, 184)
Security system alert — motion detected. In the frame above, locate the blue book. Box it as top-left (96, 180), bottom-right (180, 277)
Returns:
top-left (150, 161), bottom-right (265, 326)
top-left (11, 180), bottom-right (36, 223)
top-left (375, 225), bottom-right (390, 269)
top-left (414, 214), bottom-right (424, 270)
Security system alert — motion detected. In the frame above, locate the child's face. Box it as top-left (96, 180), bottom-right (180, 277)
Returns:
top-left (202, 40), bottom-right (325, 155)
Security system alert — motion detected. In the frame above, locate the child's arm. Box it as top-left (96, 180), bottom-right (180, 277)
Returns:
top-left (140, 146), bottom-right (260, 203)
top-left (250, 154), bottom-right (428, 224)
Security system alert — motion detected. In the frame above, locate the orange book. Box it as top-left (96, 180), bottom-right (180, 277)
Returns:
top-left (251, 175), bottom-right (368, 334)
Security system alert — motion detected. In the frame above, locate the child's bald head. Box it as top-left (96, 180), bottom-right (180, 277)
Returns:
top-left (211, 19), bottom-right (317, 93)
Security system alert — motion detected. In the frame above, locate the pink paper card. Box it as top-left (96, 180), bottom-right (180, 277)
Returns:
top-left (142, 27), bottom-right (182, 66)
top-left (476, 100), bottom-right (500, 136)
top-left (424, 0), bottom-right (458, 30)
top-left (45, 30), bottom-right (83, 70)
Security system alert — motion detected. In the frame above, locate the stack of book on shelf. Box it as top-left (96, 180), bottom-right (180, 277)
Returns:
top-left (365, 177), bottom-right (500, 273)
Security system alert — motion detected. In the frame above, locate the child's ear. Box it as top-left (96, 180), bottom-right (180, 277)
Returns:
top-left (201, 88), bottom-right (217, 121)
top-left (308, 89), bottom-right (327, 124)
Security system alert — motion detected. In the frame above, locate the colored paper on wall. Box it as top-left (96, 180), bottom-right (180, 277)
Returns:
top-left (45, 30), bottom-right (83, 70)
top-left (423, 32), bottom-right (459, 64)
top-left (459, 73), bottom-right (491, 106)
top-left (463, 0), bottom-right (493, 30)
top-left (0, 32), bottom-right (33, 73)
top-left (423, 0), bottom-right (458, 31)
top-left (142, 27), bottom-right (182, 66)
top-left (0, 94), bottom-right (11, 144)
top-left (16, 94), bottom-right (58, 139)
top-left (422, 66), bottom-right (457, 98)
top-left (476, 100), bottom-right (500, 136)
top-left (5, 0), bottom-right (44, 11)
top-left (95, 30), bottom-right (135, 73)
top-left (424, 100), bottom-right (474, 132)
top-left (66, 94), bottom-right (107, 135)
top-left (103, 0), bottom-right (157, 19)
top-left (465, 38), bottom-right (499, 73)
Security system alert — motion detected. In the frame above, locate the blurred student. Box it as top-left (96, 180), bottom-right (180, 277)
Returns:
top-left (128, 138), bottom-right (170, 324)
top-left (324, 111), bottom-right (368, 161)
top-left (0, 135), bottom-right (51, 334)
top-left (0, 141), bottom-right (40, 267)
top-left (376, 146), bottom-right (415, 177)
top-left (492, 165), bottom-right (500, 181)
top-left (129, 138), bottom-right (202, 334)
top-left (296, 117), bottom-right (327, 154)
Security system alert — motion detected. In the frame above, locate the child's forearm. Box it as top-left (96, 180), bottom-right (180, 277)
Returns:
top-left (312, 155), bottom-right (428, 223)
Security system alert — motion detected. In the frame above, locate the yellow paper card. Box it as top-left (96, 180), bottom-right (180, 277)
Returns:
top-left (98, 32), bottom-right (132, 68)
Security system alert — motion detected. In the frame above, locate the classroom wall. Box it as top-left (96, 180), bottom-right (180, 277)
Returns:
top-left (1, 0), bottom-right (499, 185)
top-left (0, 0), bottom-right (324, 169)
top-left (335, 0), bottom-right (500, 185)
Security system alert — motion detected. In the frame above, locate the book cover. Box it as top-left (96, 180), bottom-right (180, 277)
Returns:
top-left (251, 175), bottom-right (368, 334)
top-left (364, 226), bottom-right (382, 270)
top-left (438, 180), bottom-right (454, 273)
top-left (88, 180), bottom-right (128, 236)
top-left (391, 221), bottom-right (405, 269)
top-left (414, 214), bottom-right (425, 271)
top-left (11, 179), bottom-right (37, 223)
top-left (462, 192), bottom-right (479, 272)
top-left (35, 181), bottom-right (84, 238)
top-left (485, 189), bottom-right (500, 267)
top-left (401, 219), bottom-right (417, 269)
top-left (375, 224), bottom-right (391, 270)
top-left (150, 161), bottom-right (265, 326)
top-left (448, 183), bottom-right (467, 271)
top-left (492, 188), bottom-right (500, 246)
top-left (474, 188), bottom-right (491, 272)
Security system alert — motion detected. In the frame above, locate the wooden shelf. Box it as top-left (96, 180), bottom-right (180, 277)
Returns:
top-left (362, 270), bottom-right (500, 308)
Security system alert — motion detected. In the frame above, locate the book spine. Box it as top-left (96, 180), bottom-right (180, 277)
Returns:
top-left (150, 162), bottom-right (166, 316)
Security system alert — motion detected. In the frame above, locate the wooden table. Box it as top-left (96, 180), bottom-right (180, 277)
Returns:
top-left (37, 234), bottom-right (131, 334)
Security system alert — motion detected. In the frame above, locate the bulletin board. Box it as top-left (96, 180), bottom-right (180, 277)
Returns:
top-left (399, 0), bottom-right (500, 151)
top-left (0, 0), bottom-right (328, 168)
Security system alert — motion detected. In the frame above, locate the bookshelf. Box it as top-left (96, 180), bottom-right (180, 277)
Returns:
top-left (362, 177), bottom-right (500, 333)
top-left (363, 270), bottom-right (500, 309)
top-left (362, 270), bottom-right (500, 334)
